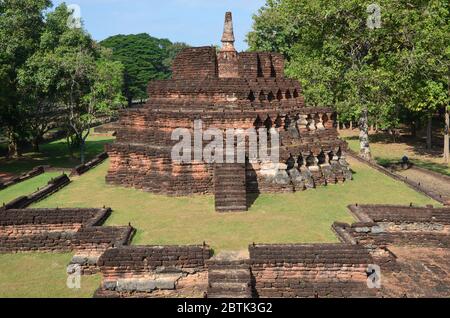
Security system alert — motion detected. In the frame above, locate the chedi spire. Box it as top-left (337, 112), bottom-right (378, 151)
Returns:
top-left (221, 12), bottom-right (235, 51)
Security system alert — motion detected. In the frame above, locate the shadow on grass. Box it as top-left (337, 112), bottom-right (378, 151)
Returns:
top-left (247, 193), bottom-right (259, 210)
top-left (345, 132), bottom-right (446, 156)
top-left (0, 138), bottom-right (114, 175)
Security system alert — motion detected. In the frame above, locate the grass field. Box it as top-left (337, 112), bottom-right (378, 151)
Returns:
top-left (0, 253), bottom-right (100, 298)
top-left (0, 172), bottom-right (61, 205)
top-left (341, 130), bottom-right (450, 176)
top-left (0, 145), bottom-right (439, 298)
top-left (0, 134), bottom-right (115, 175)
top-left (33, 157), bottom-right (437, 252)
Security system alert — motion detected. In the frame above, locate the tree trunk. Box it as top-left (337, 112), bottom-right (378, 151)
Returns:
top-left (410, 121), bottom-right (417, 138)
top-left (80, 139), bottom-right (86, 164)
top-left (444, 108), bottom-right (449, 164)
top-left (350, 121), bottom-right (353, 130)
top-left (359, 109), bottom-right (372, 160)
top-left (32, 137), bottom-right (40, 153)
top-left (426, 115), bottom-right (432, 150)
top-left (7, 130), bottom-right (18, 158)
top-left (7, 140), bottom-right (18, 158)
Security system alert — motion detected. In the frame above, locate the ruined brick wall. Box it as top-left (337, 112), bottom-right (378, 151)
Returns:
top-left (107, 42), bottom-right (350, 199)
top-left (172, 47), bottom-right (218, 79)
top-left (0, 208), bottom-right (103, 226)
top-left (95, 245), bottom-right (213, 297)
top-left (1, 174), bottom-right (70, 209)
top-left (0, 166), bottom-right (45, 190)
top-left (0, 208), bottom-right (133, 255)
top-left (237, 52), bottom-right (284, 78)
top-left (106, 106), bottom-right (349, 196)
top-left (71, 152), bottom-right (108, 176)
top-left (348, 204), bottom-right (450, 225)
top-left (218, 51), bottom-right (239, 78)
top-left (336, 222), bottom-right (450, 249)
top-left (249, 244), bottom-right (375, 298)
top-left (332, 205), bottom-right (450, 270)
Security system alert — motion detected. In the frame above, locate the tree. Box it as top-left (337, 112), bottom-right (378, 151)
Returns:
top-left (17, 51), bottom-right (61, 152)
top-left (0, 0), bottom-right (51, 157)
top-left (76, 51), bottom-right (126, 163)
top-left (100, 34), bottom-right (189, 104)
top-left (2, 2), bottom-right (126, 162)
top-left (248, 0), bottom-right (449, 162)
top-left (20, 3), bottom-right (127, 164)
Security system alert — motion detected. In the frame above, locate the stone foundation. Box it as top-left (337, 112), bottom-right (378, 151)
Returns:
top-left (0, 207), bottom-right (134, 274)
top-left (105, 13), bottom-right (352, 210)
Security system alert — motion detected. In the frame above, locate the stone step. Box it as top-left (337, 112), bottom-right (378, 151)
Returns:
top-left (215, 197), bottom-right (247, 201)
top-left (215, 206), bottom-right (247, 212)
top-left (214, 163), bottom-right (247, 213)
top-left (210, 282), bottom-right (249, 290)
top-left (208, 268), bottom-right (250, 277)
top-left (213, 188), bottom-right (247, 193)
top-left (208, 274), bottom-right (251, 283)
top-left (207, 259), bottom-right (253, 298)
top-left (207, 292), bottom-right (251, 299)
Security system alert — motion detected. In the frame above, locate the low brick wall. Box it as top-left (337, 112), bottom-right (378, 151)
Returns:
top-left (348, 204), bottom-right (450, 225)
top-left (335, 222), bottom-right (450, 249)
top-left (0, 207), bottom-right (134, 274)
top-left (333, 205), bottom-right (450, 270)
top-left (0, 208), bottom-right (104, 226)
top-left (0, 166), bottom-right (45, 190)
top-left (1, 174), bottom-right (70, 210)
top-left (95, 245), bottom-right (213, 297)
top-left (70, 152), bottom-right (109, 177)
top-left (249, 244), bottom-right (375, 298)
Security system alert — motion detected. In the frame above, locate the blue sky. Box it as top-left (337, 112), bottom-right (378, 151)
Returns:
top-left (52, 0), bottom-right (267, 51)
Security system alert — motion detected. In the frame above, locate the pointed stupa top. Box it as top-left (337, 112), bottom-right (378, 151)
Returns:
top-left (221, 12), bottom-right (236, 51)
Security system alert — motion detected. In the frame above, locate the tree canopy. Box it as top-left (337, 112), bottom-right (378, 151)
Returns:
top-left (1, 1), bottom-right (126, 161)
top-left (100, 33), bottom-right (189, 104)
top-left (247, 0), bottom-right (449, 132)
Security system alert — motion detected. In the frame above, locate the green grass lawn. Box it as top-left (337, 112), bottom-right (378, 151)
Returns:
top-left (0, 134), bottom-right (115, 175)
top-left (0, 253), bottom-right (100, 298)
top-left (0, 172), bottom-right (61, 205)
top-left (33, 158), bottom-right (437, 252)
top-left (343, 134), bottom-right (450, 176)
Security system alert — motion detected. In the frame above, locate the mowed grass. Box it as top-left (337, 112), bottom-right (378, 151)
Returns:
top-left (341, 130), bottom-right (450, 176)
top-left (0, 134), bottom-right (115, 175)
top-left (0, 253), bottom-right (100, 298)
top-left (0, 172), bottom-right (61, 205)
top-left (33, 158), bottom-right (437, 252)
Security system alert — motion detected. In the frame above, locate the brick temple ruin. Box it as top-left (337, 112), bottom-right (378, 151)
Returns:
top-left (106, 12), bottom-right (352, 211)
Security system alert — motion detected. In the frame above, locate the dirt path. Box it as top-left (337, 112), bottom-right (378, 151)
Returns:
top-left (398, 168), bottom-right (450, 204)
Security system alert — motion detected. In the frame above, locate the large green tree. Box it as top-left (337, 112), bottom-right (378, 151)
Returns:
top-left (100, 34), bottom-right (188, 104)
top-left (12, 3), bottom-right (126, 162)
top-left (0, 0), bottom-right (52, 157)
top-left (248, 0), bottom-right (449, 160)
top-left (45, 4), bottom-right (126, 163)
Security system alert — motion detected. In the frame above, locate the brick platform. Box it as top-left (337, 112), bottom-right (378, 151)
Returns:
top-left (105, 12), bottom-right (352, 212)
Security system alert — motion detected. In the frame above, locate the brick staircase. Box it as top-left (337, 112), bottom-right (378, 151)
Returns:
top-left (214, 164), bottom-right (247, 212)
top-left (207, 260), bottom-right (253, 298)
